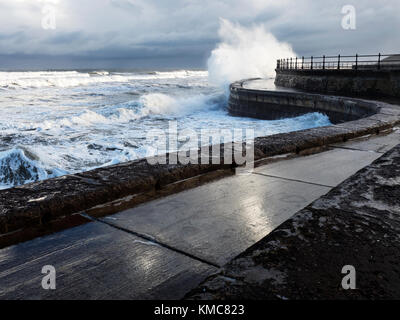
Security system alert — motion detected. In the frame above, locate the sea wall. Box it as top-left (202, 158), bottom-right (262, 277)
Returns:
top-left (2, 74), bottom-right (400, 245)
top-left (1, 97), bottom-right (399, 241)
top-left (275, 69), bottom-right (400, 98)
top-left (228, 80), bottom-right (380, 123)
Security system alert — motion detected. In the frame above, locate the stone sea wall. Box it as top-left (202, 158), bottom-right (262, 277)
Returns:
top-left (1, 97), bottom-right (399, 240)
top-left (229, 80), bottom-right (381, 123)
top-left (275, 69), bottom-right (400, 98)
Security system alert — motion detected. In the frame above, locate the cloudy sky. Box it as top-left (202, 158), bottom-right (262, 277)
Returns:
top-left (0, 0), bottom-right (399, 70)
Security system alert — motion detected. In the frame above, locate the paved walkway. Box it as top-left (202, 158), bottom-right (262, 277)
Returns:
top-left (0, 128), bottom-right (399, 299)
top-left (188, 140), bottom-right (400, 300)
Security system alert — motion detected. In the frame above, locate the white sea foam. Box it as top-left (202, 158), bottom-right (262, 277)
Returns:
top-left (30, 93), bottom-right (223, 132)
top-left (139, 92), bottom-right (221, 117)
top-left (0, 70), bottom-right (208, 89)
top-left (0, 66), bottom-right (332, 190)
top-left (0, 148), bottom-right (65, 189)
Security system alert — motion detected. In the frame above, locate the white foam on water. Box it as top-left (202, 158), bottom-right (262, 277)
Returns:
top-left (0, 148), bottom-right (65, 189)
top-left (139, 92), bottom-right (221, 117)
top-left (0, 70), bottom-right (208, 89)
top-left (0, 65), bottom-right (332, 190)
top-left (24, 92), bottom-right (223, 133)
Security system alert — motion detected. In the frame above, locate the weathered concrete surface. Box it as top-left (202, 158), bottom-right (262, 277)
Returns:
top-left (332, 128), bottom-right (400, 153)
top-left (88, 132), bottom-right (399, 269)
top-left (95, 174), bottom-right (331, 267)
top-left (275, 69), bottom-right (400, 98)
top-left (186, 144), bottom-right (400, 300)
top-left (254, 148), bottom-right (382, 187)
top-left (0, 221), bottom-right (216, 300)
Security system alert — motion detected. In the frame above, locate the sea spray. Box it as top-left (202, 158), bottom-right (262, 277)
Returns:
top-left (207, 19), bottom-right (296, 87)
top-left (139, 92), bottom-right (224, 117)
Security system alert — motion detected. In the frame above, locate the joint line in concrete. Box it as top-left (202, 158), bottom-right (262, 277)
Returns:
top-left (252, 172), bottom-right (334, 188)
top-left (80, 213), bottom-right (221, 269)
top-left (330, 145), bottom-right (385, 154)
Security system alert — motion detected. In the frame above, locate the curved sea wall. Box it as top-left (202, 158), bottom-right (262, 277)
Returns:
top-left (1, 95), bottom-right (399, 241)
top-left (1, 76), bottom-right (400, 245)
top-left (229, 80), bottom-right (380, 123)
top-left (275, 69), bottom-right (400, 98)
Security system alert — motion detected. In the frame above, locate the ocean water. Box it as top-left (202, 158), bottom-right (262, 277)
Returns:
top-left (0, 70), bottom-right (331, 190)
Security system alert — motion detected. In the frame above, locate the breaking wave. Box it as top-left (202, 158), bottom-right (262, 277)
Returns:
top-left (29, 92), bottom-right (225, 131)
top-left (138, 92), bottom-right (224, 117)
top-left (0, 70), bottom-right (208, 89)
top-left (0, 148), bottom-right (65, 189)
top-left (0, 63), bottom-right (333, 191)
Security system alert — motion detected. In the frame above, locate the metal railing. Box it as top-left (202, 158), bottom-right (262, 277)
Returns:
top-left (276, 54), bottom-right (400, 71)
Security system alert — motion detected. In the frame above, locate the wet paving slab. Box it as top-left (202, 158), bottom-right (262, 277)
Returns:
top-left (96, 174), bottom-right (331, 267)
top-left (331, 128), bottom-right (400, 153)
top-left (0, 221), bottom-right (216, 300)
top-left (186, 143), bottom-right (400, 300)
top-left (1, 130), bottom-right (398, 299)
top-left (254, 147), bottom-right (383, 187)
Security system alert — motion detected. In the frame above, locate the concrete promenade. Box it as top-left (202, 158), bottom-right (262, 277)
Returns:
top-left (188, 136), bottom-right (400, 300)
top-left (1, 127), bottom-right (398, 299)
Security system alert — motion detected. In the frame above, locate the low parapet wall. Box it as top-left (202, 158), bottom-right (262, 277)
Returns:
top-left (1, 95), bottom-right (399, 241)
top-left (229, 80), bottom-right (380, 123)
top-left (275, 69), bottom-right (400, 98)
top-left (1, 78), bottom-right (400, 245)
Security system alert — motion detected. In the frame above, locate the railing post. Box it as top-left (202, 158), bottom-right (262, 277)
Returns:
top-left (311, 56), bottom-right (313, 70)
top-left (378, 53), bottom-right (381, 70)
top-left (355, 54), bottom-right (358, 70)
top-left (323, 55), bottom-right (325, 70)
top-left (302, 56), bottom-right (304, 69)
top-left (295, 57), bottom-right (298, 70)
top-left (338, 54), bottom-right (341, 70)
top-left (290, 58), bottom-right (292, 69)
top-left (277, 59), bottom-right (280, 69)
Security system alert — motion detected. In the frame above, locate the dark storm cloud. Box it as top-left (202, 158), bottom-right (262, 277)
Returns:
top-left (0, 0), bottom-right (399, 68)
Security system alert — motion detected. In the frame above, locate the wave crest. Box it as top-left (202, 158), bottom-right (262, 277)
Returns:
top-left (33, 92), bottom-right (225, 131)
top-left (139, 92), bottom-right (223, 117)
top-left (0, 70), bottom-right (208, 89)
top-left (0, 148), bottom-right (49, 188)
